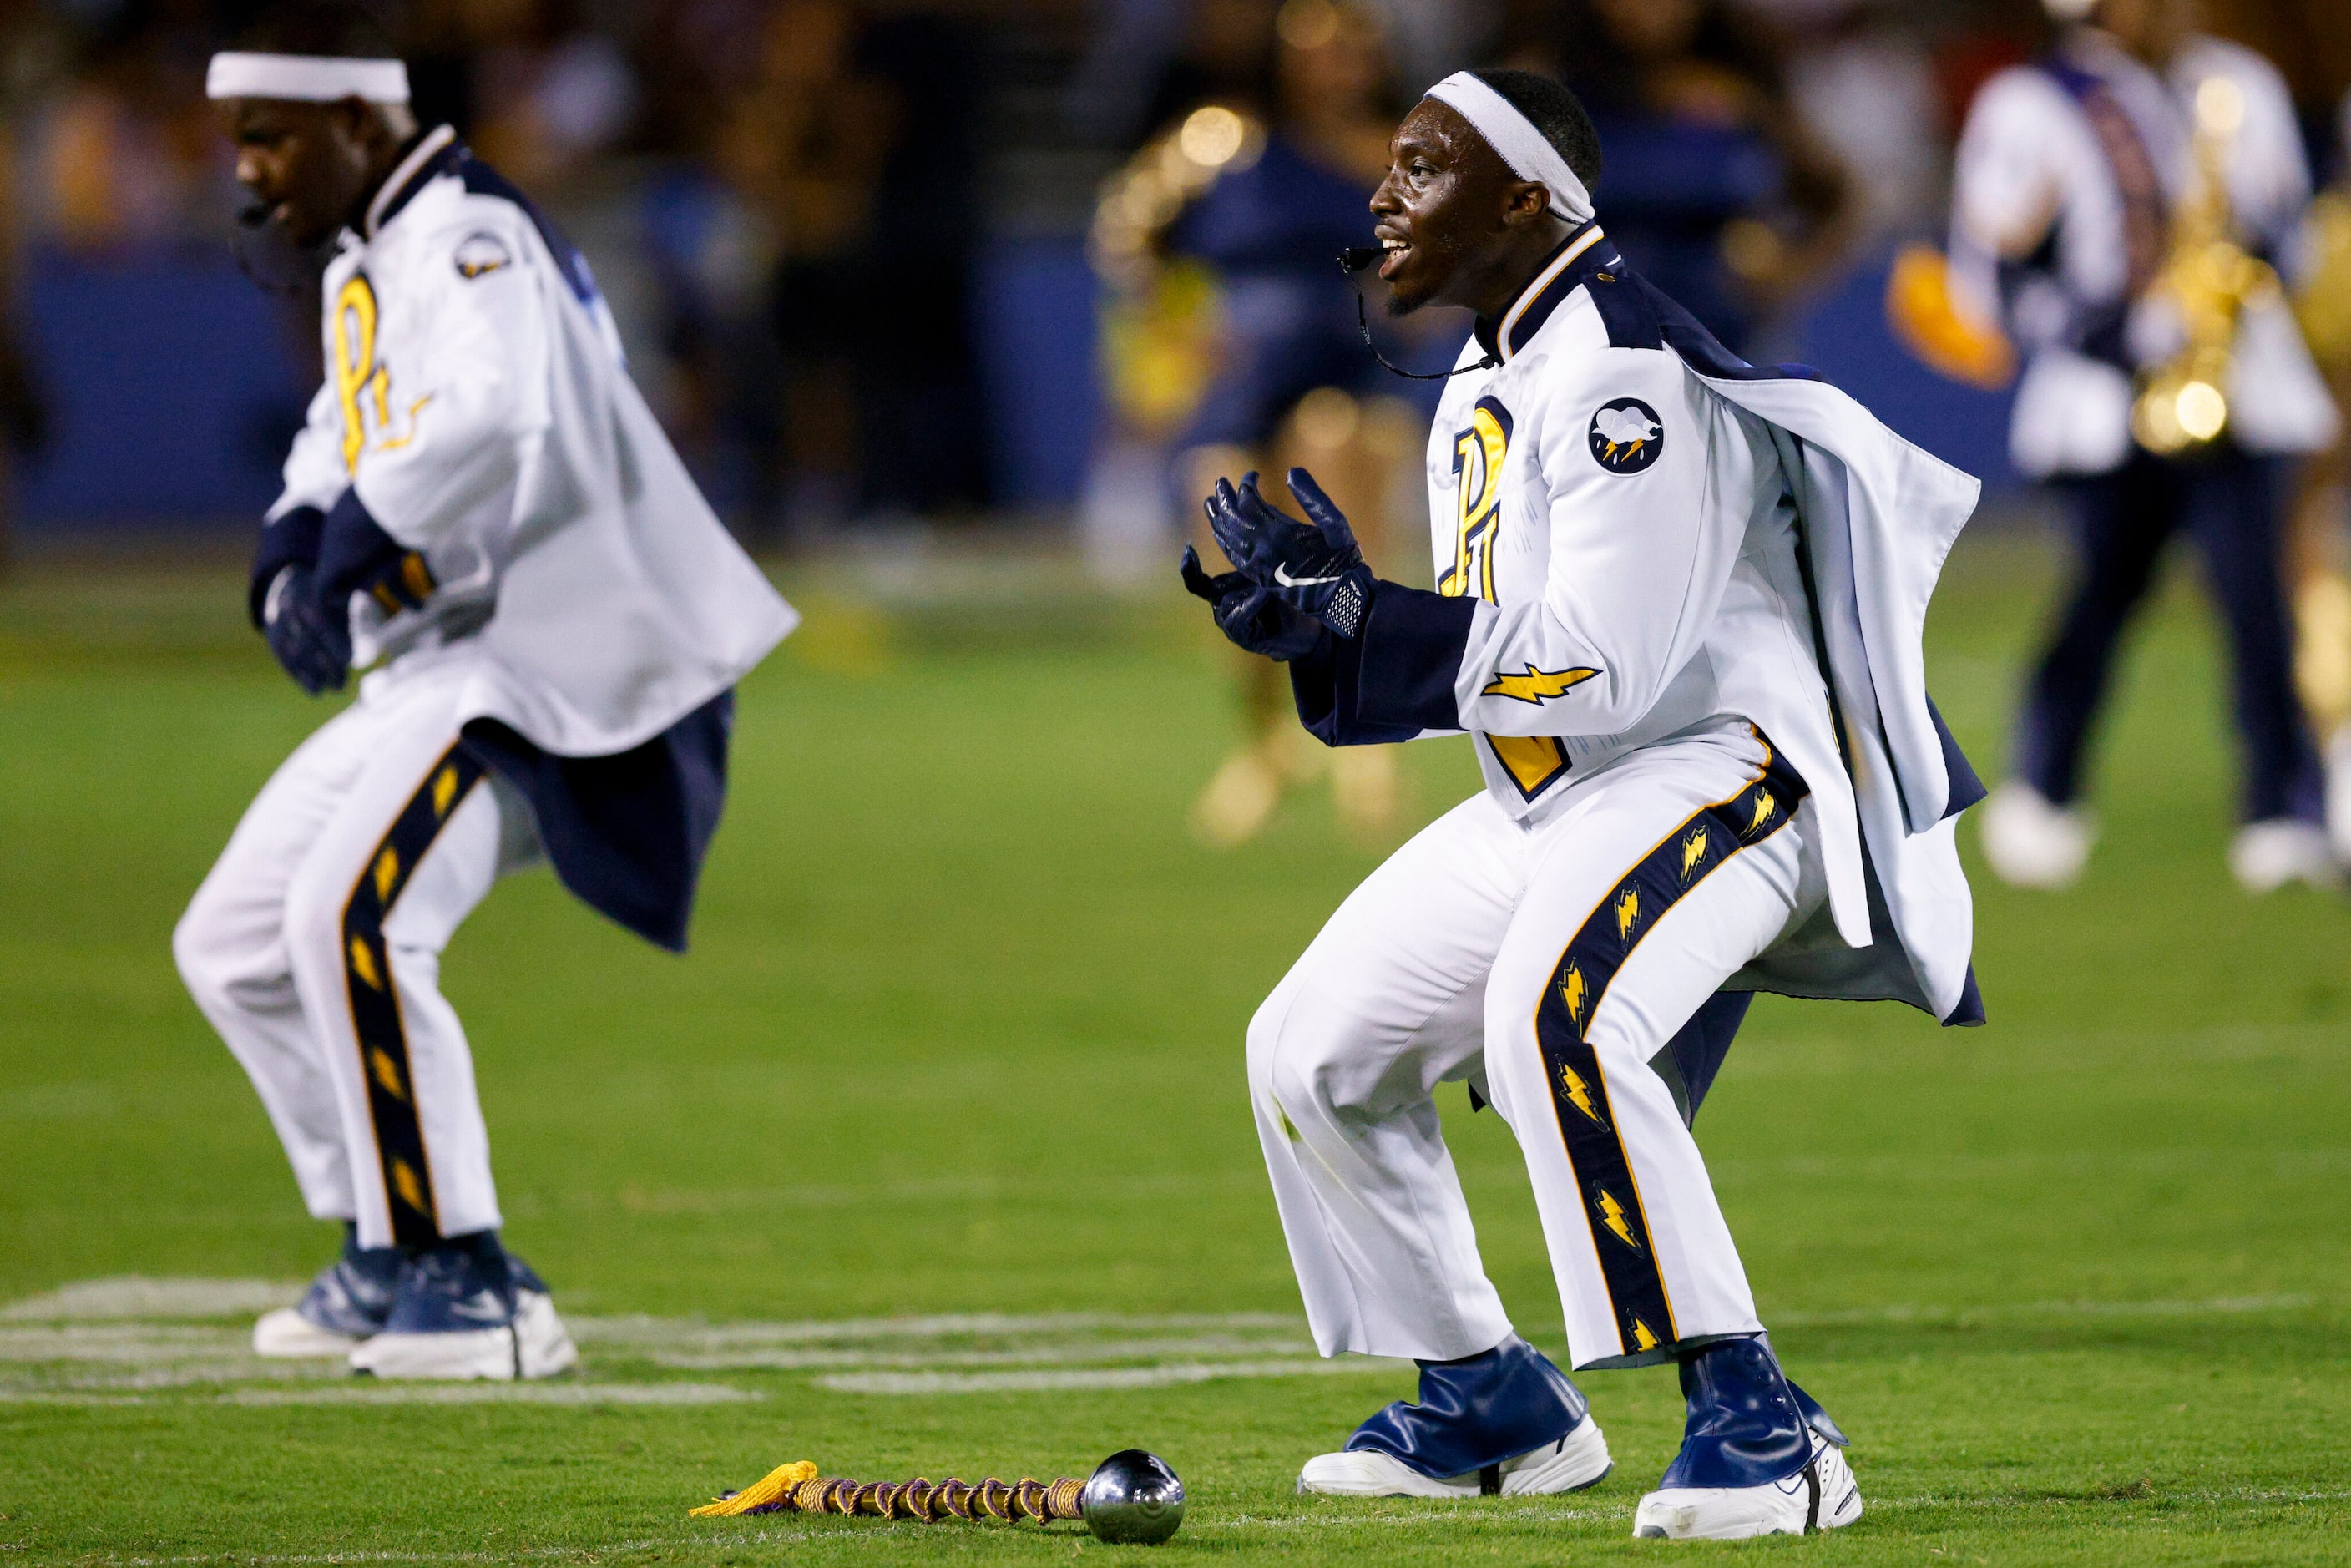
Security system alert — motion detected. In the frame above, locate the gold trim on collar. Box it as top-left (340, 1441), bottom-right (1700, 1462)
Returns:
top-left (363, 124), bottom-right (458, 240)
top-left (1499, 225), bottom-right (1605, 363)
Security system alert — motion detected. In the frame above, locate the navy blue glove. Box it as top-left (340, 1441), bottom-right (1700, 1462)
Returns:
top-left (1181, 545), bottom-right (1324, 661)
top-left (260, 564), bottom-right (351, 695)
top-left (1204, 468), bottom-right (1375, 639)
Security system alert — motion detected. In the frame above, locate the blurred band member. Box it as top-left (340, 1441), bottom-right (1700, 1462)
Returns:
top-left (1175, 0), bottom-right (1440, 846)
top-left (1512, 0), bottom-right (1856, 356)
top-left (2289, 90), bottom-right (2351, 860)
top-left (1952, 0), bottom-right (2339, 891)
top-left (1096, 0), bottom-right (1441, 847)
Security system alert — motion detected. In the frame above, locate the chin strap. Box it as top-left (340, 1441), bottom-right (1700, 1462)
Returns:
top-left (1338, 246), bottom-right (1499, 381)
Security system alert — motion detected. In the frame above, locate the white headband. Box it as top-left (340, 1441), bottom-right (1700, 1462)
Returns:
top-left (206, 52), bottom-right (411, 104)
top-left (1423, 71), bottom-right (1593, 225)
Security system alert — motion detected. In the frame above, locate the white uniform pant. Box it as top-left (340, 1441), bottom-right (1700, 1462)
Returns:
top-left (174, 655), bottom-right (540, 1251)
top-left (1248, 723), bottom-right (1823, 1371)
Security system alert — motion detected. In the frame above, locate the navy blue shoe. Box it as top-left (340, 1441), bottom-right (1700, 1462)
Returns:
top-left (348, 1232), bottom-right (578, 1380)
top-left (253, 1224), bottom-right (402, 1356)
top-left (1632, 1336), bottom-right (1862, 1539)
top-left (1297, 1334), bottom-right (1613, 1496)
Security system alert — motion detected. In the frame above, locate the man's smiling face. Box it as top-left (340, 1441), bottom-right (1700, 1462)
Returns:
top-left (1368, 98), bottom-right (1545, 318)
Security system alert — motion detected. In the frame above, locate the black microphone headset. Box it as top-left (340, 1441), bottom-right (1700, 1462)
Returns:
top-left (1337, 245), bottom-right (1499, 381)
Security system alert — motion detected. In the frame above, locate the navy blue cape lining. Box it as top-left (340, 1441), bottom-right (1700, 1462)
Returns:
top-left (459, 691), bottom-right (734, 954)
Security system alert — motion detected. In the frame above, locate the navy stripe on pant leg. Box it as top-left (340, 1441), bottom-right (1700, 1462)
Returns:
top-left (1534, 732), bottom-right (1808, 1362)
top-left (341, 746), bottom-right (485, 1248)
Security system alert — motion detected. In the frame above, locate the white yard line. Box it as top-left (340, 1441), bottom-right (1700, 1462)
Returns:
top-left (0, 1382), bottom-right (759, 1408)
top-left (1768, 1293), bottom-right (2321, 1328)
top-left (645, 1333), bottom-right (1314, 1371)
top-left (0, 1277), bottom-right (305, 1321)
top-left (0, 1278), bottom-right (2332, 1408)
top-left (569, 1309), bottom-right (1302, 1346)
top-left (0, 1324), bottom-right (297, 1361)
top-left (1853, 1486), bottom-right (2351, 1513)
top-left (23, 1542), bottom-right (674, 1566)
top-left (819, 1356), bottom-right (1412, 1394)
top-left (226, 1382), bottom-right (760, 1406)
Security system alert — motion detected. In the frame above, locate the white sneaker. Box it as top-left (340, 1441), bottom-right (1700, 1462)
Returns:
top-left (349, 1288), bottom-right (578, 1381)
top-left (1632, 1431), bottom-right (1861, 1540)
top-left (2227, 818), bottom-right (2341, 893)
top-left (2324, 726), bottom-right (2351, 865)
top-left (253, 1306), bottom-right (365, 1358)
top-left (1979, 781), bottom-right (2095, 889)
top-left (252, 1237), bottom-right (402, 1357)
top-left (1297, 1416), bottom-right (1612, 1497)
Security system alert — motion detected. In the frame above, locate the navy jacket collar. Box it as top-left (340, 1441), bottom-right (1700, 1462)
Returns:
top-left (363, 124), bottom-right (461, 240)
top-left (1471, 220), bottom-right (1615, 363)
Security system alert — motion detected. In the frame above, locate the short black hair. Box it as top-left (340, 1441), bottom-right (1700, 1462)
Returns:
top-left (235, 0), bottom-right (400, 59)
top-left (1466, 68), bottom-right (1603, 195)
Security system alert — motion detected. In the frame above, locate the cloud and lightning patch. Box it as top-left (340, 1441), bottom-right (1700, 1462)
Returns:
top-left (1588, 397), bottom-right (1664, 474)
top-left (453, 231), bottom-right (512, 279)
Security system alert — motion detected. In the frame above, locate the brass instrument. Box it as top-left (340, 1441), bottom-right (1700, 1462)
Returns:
top-left (2294, 189), bottom-right (2351, 377)
top-left (2291, 185), bottom-right (2351, 735)
top-left (2130, 76), bottom-right (2280, 456)
top-left (1088, 104), bottom-right (1265, 438)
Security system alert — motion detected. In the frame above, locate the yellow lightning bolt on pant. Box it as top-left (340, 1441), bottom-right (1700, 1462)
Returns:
top-left (1241, 724), bottom-right (1818, 1370)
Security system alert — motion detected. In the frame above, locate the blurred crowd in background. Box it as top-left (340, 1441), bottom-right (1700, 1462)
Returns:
top-left (0, 0), bottom-right (2346, 552)
top-left (6, 0), bottom-right (2351, 868)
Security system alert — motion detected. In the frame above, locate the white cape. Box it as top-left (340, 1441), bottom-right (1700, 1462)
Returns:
top-left (1703, 372), bottom-right (1983, 1024)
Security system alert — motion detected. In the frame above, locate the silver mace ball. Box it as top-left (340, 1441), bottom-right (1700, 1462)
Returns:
top-left (1079, 1449), bottom-right (1186, 1545)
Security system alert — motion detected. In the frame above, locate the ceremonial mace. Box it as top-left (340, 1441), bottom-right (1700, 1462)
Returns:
top-left (692, 1449), bottom-right (1186, 1544)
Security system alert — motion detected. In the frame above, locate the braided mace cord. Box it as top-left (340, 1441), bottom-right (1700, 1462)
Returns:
top-left (694, 1464), bottom-right (1084, 1525)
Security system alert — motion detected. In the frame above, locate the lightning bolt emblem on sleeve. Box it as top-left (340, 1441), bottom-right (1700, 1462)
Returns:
top-left (1483, 664), bottom-right (1601, 704)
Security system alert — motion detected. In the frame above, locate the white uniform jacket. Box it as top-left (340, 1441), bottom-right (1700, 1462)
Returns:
top-left (252, 127), bottom-right (797, 948)
top-left (1950, 30), bottom-right (2337, 476)
top-left (1290, 225), bottom-right (1984, 1024)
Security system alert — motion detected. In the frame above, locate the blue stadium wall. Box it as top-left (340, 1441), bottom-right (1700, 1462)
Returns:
top-left (6, 240), bottom-right (2016, 531)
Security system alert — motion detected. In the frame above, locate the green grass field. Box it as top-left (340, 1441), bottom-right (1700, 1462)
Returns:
top-left (2, 530), bottom-right (2347, 1565)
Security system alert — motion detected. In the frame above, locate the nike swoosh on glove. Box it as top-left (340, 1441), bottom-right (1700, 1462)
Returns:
top-left (261, 564), bottom-right (351, 695)
top-left (1204, 468), bottom-right (1375, 639)
top-left (1181, 546), bottom-right (1324, 661)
